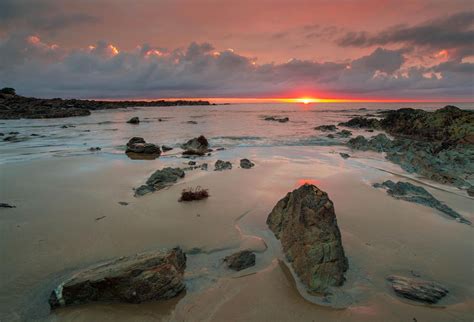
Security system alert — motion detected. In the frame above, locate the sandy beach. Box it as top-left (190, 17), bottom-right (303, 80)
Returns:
top-left (1, 103), bottom-right (473, 321)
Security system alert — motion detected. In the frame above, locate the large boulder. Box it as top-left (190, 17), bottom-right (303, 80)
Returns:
top-left (224, 250), bottom-right (256, 271)
top-left (48, 247), bottom-right (186, 309)
top-left (387, 275), bottom-right (448, 304)
top-left (181, 135), bottom-right (210, 156)
top-left (126, 137), bottom-right (161, 155)
top-left (240, 158), bottom-right (254, 169)
top-left (127, 116), bottom-right (140, 124)
top-left (267, 184), bottom-right (348, 293)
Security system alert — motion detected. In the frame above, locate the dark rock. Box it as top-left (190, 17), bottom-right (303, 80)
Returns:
top-left (161, 145), bottom-right (173, 152)
top-left (181, 135), bottom-right (209, 156)
top-left (348, 134), bottom-right (393, 152)
top-left (264, 116), bottom-right (289, 123)
top-left (1, 87), bottom-right (16, 95)
top-left (118, 202), bottom-right (129, 206)
top-left (89, 147), bottom-right (101, 152)
top-left (337, 130), bottom-right (352, 138)
top-left (240, 158), bottom-right (255, 169)
top-left (327, 134), bottom-right (335, 139)
top-left (201, 163), bottom-right (208, 171)
top-left (387, 275), bottom-right (448, 304)
top-left (127, 117), bottom-right (140, 124)
top-left (215, 160), bottom-right (232, 171)
top-left (187, 120), bottom-right (198, 124)
top-left (95, 216), bottom-right (106, 221)
top-left (188, 161), bottom-right (196, 166)
top-left (468, 186), bottom-right (474, 197)
top-left (315, 125), bottom-right (337, 132)
top-left (135, 167), bottom-right (185, 197)
top-left (9, 131), bottom-right (19, 135)
top-left (224, 250), bottom-right (256, 271)
top-left (373, 180), bottom-right (470, 224)
top-left (339, 117), bottom-right (381, 129)
top-left (48, 247), bottom-right (186, 309)
top-left (340, 153), bottom-right (351, 159)
top-left (126, 137), bottom-right (161, 155)
top-left (267, 184), bottom-right (348, 293)
top-left (0, 203), bottom-right (16, 208)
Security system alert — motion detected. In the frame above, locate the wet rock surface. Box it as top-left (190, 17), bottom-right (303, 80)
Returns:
top-left (339, 117), bottom-right (381, 129)
top-left (267, 184), bottom-right (348, 293)
top-left (264, 116), bottom-right (289, 123)
top-left (214, 160), bottom-right (232, 171)
top-left (48, 248), bottom-right (186, 309)
top-left (181, 135), bottom-right (210, 156)
top-left (348, 134), bottom-right (393, 152)
top-left (135, 167), bottom-right (185, 196)
top-left (224, 250), bottom-right (256, 271)
top-left (373, 180), bottom-right (470, 224)
top-left (240, 158), bottom-right (255, 169)
top-left (0, 91), bottom-right (210, 119)
top-left (315, 125), bottom-right (337, 132)
top-left (387, 275), bottom-right (449, 304)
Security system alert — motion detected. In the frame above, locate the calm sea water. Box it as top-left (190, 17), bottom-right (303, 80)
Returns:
top-left (1, 102), bottom-right (473, 163)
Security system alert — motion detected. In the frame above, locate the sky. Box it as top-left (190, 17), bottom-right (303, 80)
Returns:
top-left (0, 0), bottom-right (473, 101)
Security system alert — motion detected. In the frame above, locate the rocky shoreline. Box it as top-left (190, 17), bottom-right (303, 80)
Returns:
top-left (0, 88), bottom-right (211, 119)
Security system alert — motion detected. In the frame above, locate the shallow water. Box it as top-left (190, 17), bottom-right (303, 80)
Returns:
top-left (0, 102), bottom-right (473, 321)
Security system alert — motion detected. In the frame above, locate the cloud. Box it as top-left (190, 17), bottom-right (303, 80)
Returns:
top-left (337, 11), bottom-right (474, 60)
top-left (0, 33), bottom-right (472, 100)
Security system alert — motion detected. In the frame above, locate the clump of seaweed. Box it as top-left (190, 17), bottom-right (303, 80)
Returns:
top-left (179, 186), bottom-right (209, 202)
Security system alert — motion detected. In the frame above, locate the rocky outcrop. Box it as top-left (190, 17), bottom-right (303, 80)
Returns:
top-left (126, 137), bottom-right (161, 155)
top-left (240, 158), bottom-right (255, 169)
top-left (336, 130), bottom-right (352, 138)
top-left (224, 250), bottom-right (256, 271)
top-left (267, 184), bottom-right (348, 293)
top-left (215, 160), bottom-right (232, 171)
top-left (338, 117), bottom-right (381, 129)
top-left (0, 91), bottom-right (211, 119)
top-left (315, 125), bottom-right (337, 132)
top-left (135, 167), bottom-right (185, 197)
top-left (127, 116), bottom-right (140, 124)
top-left (347, 134), bottom-right (393, 152)
top-left (387, 275), bottom-right (448, 304)
top-left (49, 248), bottom-right (186, 309)
top-left (181, 135), bottom-right (210, 156)
top-left (373, 180), bottom-right (470, 224)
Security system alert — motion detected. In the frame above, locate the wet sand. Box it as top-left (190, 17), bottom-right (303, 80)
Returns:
top-left (1, 145), bottom-right (473, 321)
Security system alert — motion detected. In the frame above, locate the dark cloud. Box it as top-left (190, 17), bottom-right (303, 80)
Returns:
top-left (337, 11), bottom-right (474, 59)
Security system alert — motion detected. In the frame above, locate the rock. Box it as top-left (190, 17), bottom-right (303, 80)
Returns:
top-left (264, 116), bottom-right (289, 123)
top-left (187, 120), bottom-right (198, 124)
top-left (267, 184), bottom-right (348, 293)
top-left (315, 125), bottom-right (337, 132)
top-left (387, 275), bottom-right (448, 304)
top-left (188, 161), bottom-right (196, 166)
top-left (327, 134), bottom-right (335, 139)
top-left (468, 186), bottom-right (474, 197)
top-left (373, 180), bottom-right (470, 225)
top-left (162, 145), bottom-right (173, 152)
top-left (135, 167), bottom-right (185, 197)
top-left (348, 134), bottom-right (393, 152)
top-left (240, 158), bottom-right (255, 169)
top-left (337, 130), bottom-right (352, 138)
top-left (215, 160), bottom-right (232, 171)
top-left (118, 202), bottom-right (129, 206)
top-left (224, 250), bottom-right (256, 271)
top-left (338, 117), bottom-right (381, 129)
top-left (0, 203), bottom-right (16, 208)
top-left (48, 247), bottom-right (186, 309)
top-left (181, 135), bottom-right (209, 156)
top-left (127, 116), bottom-right (140, 124)
top-left (89, 147), bottom-right (101, 151)
top-left (339, 153), bottom-right (350, 159)
top-left (201, 163), bottom-right (208, 170)
top-left (126, 137), bottom-right (161, 155)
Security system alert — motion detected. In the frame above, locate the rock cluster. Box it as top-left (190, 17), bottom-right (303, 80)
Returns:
top-left (181, 135), bottom-right (210, 156)
top-left (135, 167), bottom-right (185, 196)
top-left (373, 180), bottom-right (470, 224)
top-left (267, 184), bottom-right (348, 293)
top-left (49, 248), bottom-right (186, 309)
top-left (240, 158), bottom-right (255, 169)
top-left (348, 134), bottom-right (393, 152)
top-left (387, 275), bottom-right (449, 304)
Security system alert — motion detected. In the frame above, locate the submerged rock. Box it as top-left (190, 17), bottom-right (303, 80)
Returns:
top-left (267, 184), bottom-right (348, 293)
top-left (264, 116), bottom-right (289, 123)
top-left (135, 167), bottom-right (185, 197)
top-left (181, 135), bottom-right (210, 156)
top-left (373, 180), bottom-right (470, 225)
top-left (48, 247), bottom-right (186, 309)
top-left (240, 158), bottom-right (255, 169)
top-left (315, 125), bottom-right (337, 132)
top-left (126, 137), bottom-right (161, 155)
top-left (387, 275), bottom-right (448, 304)
top-left (0, 203), bottom-right (16, 208)
top-left (127, 116), bottom-right (140, 124)
top-left (224, 250), bottom-right (256, 271)
top-left (214, 160), bottom-right (232, 171)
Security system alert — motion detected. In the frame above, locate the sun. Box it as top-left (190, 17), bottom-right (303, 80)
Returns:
top-left (296, 97), bottom-right (318, 104)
